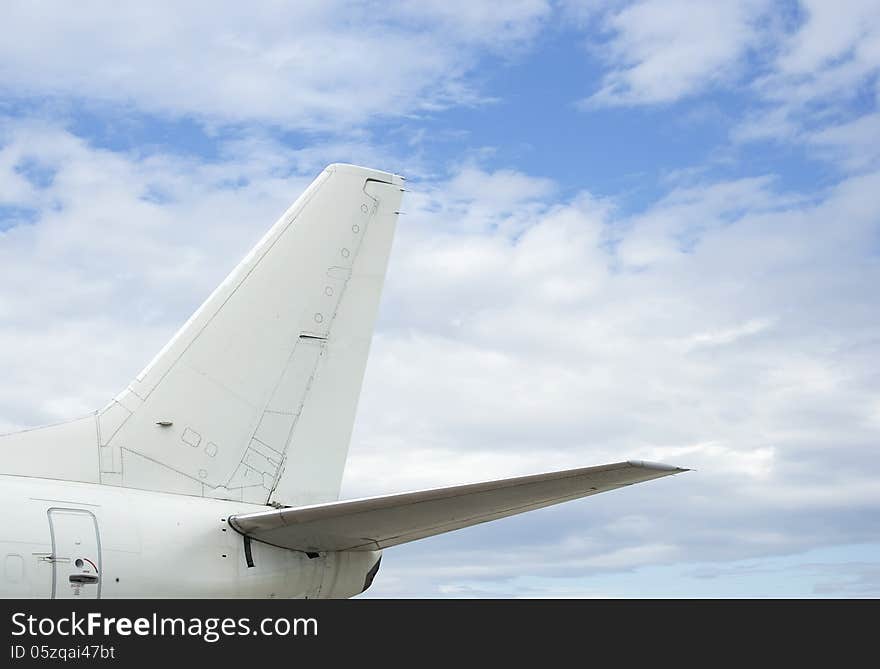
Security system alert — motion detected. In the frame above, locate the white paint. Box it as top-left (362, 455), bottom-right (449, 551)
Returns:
top-left (0, 474), bottom-right (379, 599)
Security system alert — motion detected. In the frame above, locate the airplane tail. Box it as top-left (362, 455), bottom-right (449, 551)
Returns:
top-left (94, 164), bottom-right (404, 505)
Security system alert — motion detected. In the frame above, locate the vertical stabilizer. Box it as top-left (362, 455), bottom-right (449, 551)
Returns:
top-left (95, 164), bottom-right (403, 505)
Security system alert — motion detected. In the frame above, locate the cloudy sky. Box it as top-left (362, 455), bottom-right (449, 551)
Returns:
top-left (1, 1), bottom-right (878, 597)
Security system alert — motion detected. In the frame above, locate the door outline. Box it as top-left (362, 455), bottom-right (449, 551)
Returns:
top-left (47, 507), bottom-right (102, 599)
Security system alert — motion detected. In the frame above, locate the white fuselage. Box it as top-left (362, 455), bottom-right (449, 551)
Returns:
top-left (0, 475), bottom-right (379, 599)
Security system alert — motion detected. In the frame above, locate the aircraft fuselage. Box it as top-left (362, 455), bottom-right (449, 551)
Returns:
top-left (0, 475), bottom-right (379, 599)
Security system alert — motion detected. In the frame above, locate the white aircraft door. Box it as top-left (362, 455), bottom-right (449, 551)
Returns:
top-left (47, 508), bottom-right (102, 599)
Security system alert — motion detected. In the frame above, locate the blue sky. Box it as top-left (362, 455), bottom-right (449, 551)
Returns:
top-left (1, 1), bottom-right (879, 596)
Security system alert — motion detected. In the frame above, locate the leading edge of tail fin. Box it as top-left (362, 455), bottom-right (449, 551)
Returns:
top-left (97, 164), bottom-right (404, 505)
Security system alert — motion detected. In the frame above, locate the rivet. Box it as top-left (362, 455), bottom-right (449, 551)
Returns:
top-left (314, 313), bottom-right (324, 323)
top-left (341, 248), bottom-right (350, 258)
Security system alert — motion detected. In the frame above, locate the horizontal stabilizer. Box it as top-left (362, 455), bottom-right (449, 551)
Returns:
top-left (228, 460), bottom-right (688, 552)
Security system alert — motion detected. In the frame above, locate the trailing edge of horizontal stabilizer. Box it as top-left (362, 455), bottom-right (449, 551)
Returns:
top-left (228, 460), bottom-right (688, 553)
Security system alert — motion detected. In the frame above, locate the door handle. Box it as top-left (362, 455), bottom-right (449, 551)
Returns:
top-left (69, 574), bottom-right (99, 584)
top-left (32, 553), bottom-right (70, 564)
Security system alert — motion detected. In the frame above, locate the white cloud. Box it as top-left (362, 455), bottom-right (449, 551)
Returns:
top-left (680, 318), bottom-right (774, 351)
top-left (772, 0), bottom-right (880, 86)
top-left (570, 1), bottom-right (880, 177)
top-left (807, 113), bottom-right (880, 172)
top-left (577, 0), bottom-right (771, 106)
top-left (732, 0), bottom-right (880, 168)
top-left (0, 1), bottom-right (549, 129)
